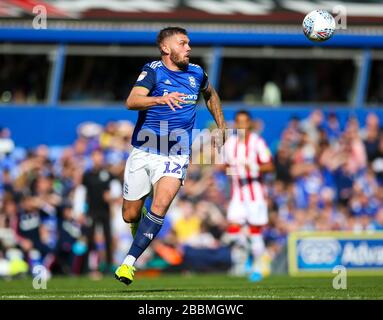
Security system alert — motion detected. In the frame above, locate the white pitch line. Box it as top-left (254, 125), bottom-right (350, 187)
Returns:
top-left (1, 294), bottom-right (380, 299)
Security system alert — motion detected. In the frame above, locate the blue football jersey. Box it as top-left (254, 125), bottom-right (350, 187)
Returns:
top-left (130, 60), bottom-right (209, 156)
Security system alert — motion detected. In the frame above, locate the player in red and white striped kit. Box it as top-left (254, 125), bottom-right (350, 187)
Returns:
top-left (224, 110), bottom-right (274, 281)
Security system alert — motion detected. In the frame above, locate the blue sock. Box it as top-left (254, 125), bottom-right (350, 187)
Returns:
top-left (127, 210), bottom-right (164, 261)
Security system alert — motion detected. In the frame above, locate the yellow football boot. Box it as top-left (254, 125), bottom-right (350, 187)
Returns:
top-left (114, 264), bottom-right (136, 286)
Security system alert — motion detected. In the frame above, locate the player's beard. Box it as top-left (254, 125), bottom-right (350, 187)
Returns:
top-left (170, 51), bottom-right (189, 70)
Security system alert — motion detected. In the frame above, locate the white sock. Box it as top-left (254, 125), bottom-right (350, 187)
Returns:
top-left (123, 255), bottom-right (136, 266)
top-left (250, 234), bottom-right (265, 273)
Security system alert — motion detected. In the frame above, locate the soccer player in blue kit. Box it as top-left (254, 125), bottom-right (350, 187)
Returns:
top-left (115, 27), bottom-right (227, 285)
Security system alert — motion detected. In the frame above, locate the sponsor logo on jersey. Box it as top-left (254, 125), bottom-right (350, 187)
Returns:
top-left (161, 90), bottom-right (197, 104)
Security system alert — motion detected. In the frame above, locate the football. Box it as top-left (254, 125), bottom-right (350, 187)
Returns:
top-left (302, 10), bottom-right (336, 42)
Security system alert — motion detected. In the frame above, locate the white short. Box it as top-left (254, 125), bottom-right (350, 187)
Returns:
top-left (123, 147), bottom-right (189, 201)
top-left (227, 199), bottom-right (268, 226)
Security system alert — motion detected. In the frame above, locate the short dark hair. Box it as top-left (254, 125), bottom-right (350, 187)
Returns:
top-left (235, 110), bottom-right (252, 121)
top-left (157, 27), bottom-right (188, 55)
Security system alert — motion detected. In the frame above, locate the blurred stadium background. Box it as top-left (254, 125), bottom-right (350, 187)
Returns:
top-left (1, 0), bottom-right (383, 292)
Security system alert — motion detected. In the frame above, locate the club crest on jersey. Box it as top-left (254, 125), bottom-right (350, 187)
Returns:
top-left (188, 76), bottom-right (196, 88)
top-left (137, 71), bottom-right (147, 82)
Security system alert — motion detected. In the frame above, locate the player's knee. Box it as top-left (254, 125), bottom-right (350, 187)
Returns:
top-left (121, 206), bottom-right (140, 224)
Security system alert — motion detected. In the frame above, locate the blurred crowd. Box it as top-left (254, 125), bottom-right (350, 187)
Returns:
top-left (1, 110), bottom-right (383, 279)
top-left (265, 110), bottom-right (383, 266)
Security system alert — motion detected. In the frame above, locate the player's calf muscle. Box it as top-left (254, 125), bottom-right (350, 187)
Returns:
top-left (151, 191), bottom-right (176, 215)
top-left (151, 179), bottom-right (181, 215)
top-left (150, 201), bottom-right (170, 216)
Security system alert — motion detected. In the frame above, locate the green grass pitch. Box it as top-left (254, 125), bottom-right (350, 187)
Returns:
top-left (1, 274), bottom-right (383, 300)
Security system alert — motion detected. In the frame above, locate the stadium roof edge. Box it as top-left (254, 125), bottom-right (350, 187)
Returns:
top-left (3, 20), bottom-right (383, 34)
top-left (1, 28), bottom-right (383, 47)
